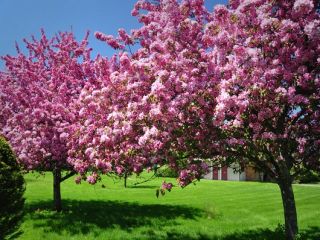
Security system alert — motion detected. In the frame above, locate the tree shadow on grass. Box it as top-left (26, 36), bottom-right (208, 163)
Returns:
top-left (24, 200), bottom-right (202, 237)
top-left (164, 226), bottom-right (320, 240)
top-left (24, 200), bottom-right (320, 239)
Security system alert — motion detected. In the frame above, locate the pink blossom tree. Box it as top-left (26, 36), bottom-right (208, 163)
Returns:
top-left (67, 0), bottom-right (214, 188)
top-left (67, 55), bottom-right (157, 186)
top-left (206, 1), bottom-right (320, 239)
top-left (68, 0), bottom-right (319, 239)
top-left (0, 30), bottom-right (94, 211)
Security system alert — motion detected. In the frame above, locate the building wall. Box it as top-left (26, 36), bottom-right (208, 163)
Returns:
top-left (227, 167), bottom-right (241, 181)
top-left (227, 164), bottom-right (246, 181)
top-left (203, 164), bottom-right (258, 182)
top-left (203, 170), bottom-right (213, 180)
top-left (239, 171), bottom-right (246, 181)
top-left (244, 166), bottom-right (261, 181)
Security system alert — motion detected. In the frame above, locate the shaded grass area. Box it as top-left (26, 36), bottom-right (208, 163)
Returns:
top-left (25, 199), bottom-right (201, 236)
top-left (19, 173), bottom-right (320, 240)
top-left (166, 226), bottom-right (320, 240)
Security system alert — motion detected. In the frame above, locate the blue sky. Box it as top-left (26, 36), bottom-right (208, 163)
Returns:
top-left (0, 0), bottom-right (226, 69)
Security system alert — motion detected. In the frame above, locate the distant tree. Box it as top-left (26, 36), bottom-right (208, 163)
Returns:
top-left (0, 30), bottom-right (94, 211)
top-left (0, 136), bottom-right (25, 239)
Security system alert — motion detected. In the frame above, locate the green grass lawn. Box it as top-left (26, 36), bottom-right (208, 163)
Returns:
top-left (18, 172), bottom-right (320, 240)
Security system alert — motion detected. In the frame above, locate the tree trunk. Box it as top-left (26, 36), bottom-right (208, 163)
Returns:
top-left (124, 172), bottom-right (127, 188)
top-left (53, 167), bottom-right (62, 212)
top-left (278, 166), bottom-right (298, 240)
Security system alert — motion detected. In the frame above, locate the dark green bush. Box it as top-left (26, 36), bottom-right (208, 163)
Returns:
top-left (0, 137), bottom-right (25, 239)
top-left (297, 170), bottom-right (320, 183)
top-left (156, 165), bottom-right (178, 178)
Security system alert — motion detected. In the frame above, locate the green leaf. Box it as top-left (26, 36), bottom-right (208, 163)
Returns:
top-left (160, 189), bottom-right (165, 196)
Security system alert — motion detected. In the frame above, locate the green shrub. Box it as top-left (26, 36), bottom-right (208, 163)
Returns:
top-left (0, 137), bottom-right (25, 239)
top-left (156, 165), bottom-right (178, 178)
top-left (297, 170), bottom-right (320, 184)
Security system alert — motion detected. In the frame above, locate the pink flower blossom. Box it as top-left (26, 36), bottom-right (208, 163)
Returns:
top-left (161, 181), bottom-right (173, 191)
top-left (293, 0), bottom-right (314, 14)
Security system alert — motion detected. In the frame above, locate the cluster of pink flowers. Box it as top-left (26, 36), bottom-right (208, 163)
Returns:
top-left (209, 0), bottom-right (319, 175)
top-left (1, 0), bottom-right (319, 189)
top-left (0, 30), bottom-right (93, 171)
top-left (86, 172), bottom-right (99, 184)
top-left (161, 181), bottom-right (173, 191)
top-left (178, 162), bottom-right (209, 187)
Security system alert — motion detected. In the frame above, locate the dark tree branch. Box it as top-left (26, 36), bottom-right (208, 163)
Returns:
top-left (290, 108), bottom-right (307, 126)
top-left (133, 172), bottom-right (158, 186)
top-left (60, 171), bottom-right (76, 183)
top-left (276, 105), bottom-right (289, 134)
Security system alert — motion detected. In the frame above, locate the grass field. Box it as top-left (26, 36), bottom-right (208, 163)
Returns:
top-left (17, 172), bottom-right (320, 240)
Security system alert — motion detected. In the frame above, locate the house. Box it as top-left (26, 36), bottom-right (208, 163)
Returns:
top-left (203, 163), bottom-right (263, 181)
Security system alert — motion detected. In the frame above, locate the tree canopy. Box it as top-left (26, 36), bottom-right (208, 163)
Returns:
top-left (0, 0), bottom-right (319, 238)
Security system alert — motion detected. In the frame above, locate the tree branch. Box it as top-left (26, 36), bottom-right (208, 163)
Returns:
top-left (133, 172), bottom-right (158, 186)
top-left (60, 171), bottom-right (76, 183)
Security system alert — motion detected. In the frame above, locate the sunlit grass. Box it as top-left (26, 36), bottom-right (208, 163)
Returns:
top-left (18, 172), bottom-right (320, 240)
